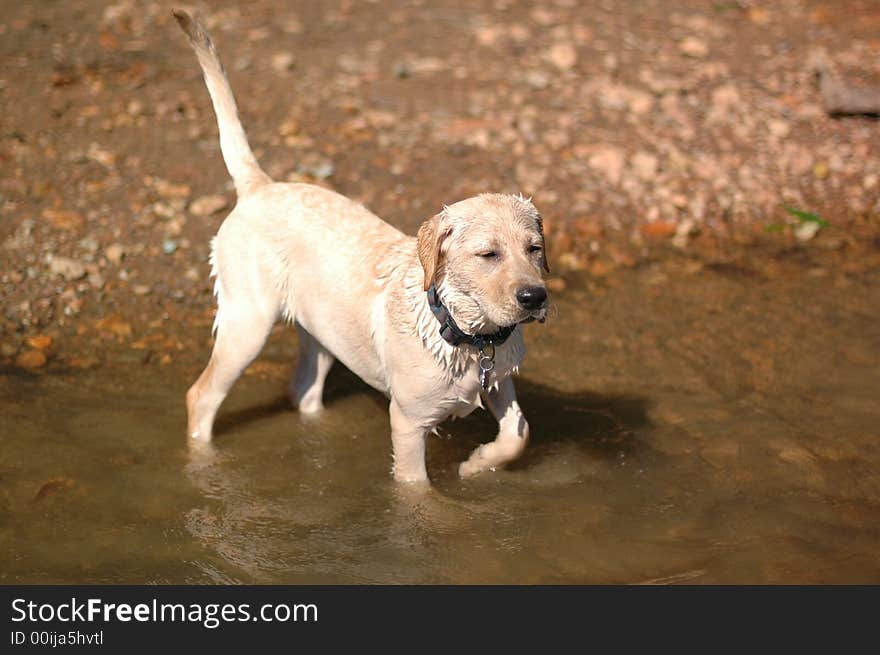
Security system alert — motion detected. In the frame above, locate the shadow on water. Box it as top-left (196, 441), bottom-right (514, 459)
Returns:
top-left (213, 395), bottom-right (294, 436)
top-left (514, 378), bottom-right (650, 466)
top-left (211, 359), bottom-right (651, 484)
top-left (212, 364), bottom-right (387, 438)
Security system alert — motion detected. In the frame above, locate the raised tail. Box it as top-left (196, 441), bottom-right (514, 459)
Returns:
top-left (172, 9), bottom-right (272, 197)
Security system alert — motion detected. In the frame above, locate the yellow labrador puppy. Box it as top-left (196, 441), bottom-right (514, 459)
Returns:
top-left (174, 11), bottom-right (549, 483)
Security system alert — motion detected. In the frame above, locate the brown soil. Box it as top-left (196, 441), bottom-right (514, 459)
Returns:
top-left (1, 0), bottom-right (879, 372)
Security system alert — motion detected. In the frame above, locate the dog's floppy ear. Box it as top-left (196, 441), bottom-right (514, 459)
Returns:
top-left (536, 215), bottom-right (551, 273)
top-left (417, 212), bottom-right (449, 291)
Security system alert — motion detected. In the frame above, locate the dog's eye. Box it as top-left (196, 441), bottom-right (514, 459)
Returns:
top-left (477, 251), bottom-right (498, 259)
top-left (528, 245), bottom-right (543, 254)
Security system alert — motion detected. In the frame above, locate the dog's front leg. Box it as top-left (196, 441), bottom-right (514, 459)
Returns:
top-left (389, 399), bottom-right (431, 484)
top-left (459, 376), bottom-right (529, 478)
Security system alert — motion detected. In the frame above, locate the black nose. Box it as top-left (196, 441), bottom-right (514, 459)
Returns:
top-left (516, 285), bottom-right (547, 310)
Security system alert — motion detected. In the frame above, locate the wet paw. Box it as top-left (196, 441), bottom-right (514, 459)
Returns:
top-left (459, 457), bottom-right (492, 479)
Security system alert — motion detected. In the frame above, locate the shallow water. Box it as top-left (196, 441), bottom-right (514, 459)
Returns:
top-left (2, 263), bottom-right (879, 583)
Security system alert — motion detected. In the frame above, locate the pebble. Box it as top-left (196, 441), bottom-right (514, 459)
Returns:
top-left (88, 272), bottom-right (105, 289)
top-left (96, 314), bottom-right (132, 338)
top-left (679, 37), bottom-right (709, 59)
top-left (524, 71), bottom-right (550, 89)
top-left (641, 221), bottom-right (677, 238)
top-left (631, 151), bottom-right (659, 181)
top-left (295, 157), bottom-right (335, 180)
top-left (546, 277), bottom-right (567, 292)
top-left (795, 221), bottom-right (822, 242)
top-left (271, 52), bottom-right (295, 72)
top-left (42, 209), bottom-right (85, 231)
top-left (711, 84), bottom-right (740, 110)
top-left (546, 43), bottom-right (577, 70)
top-left (25, 335), bottom-right (52, 350)
top-left (87, 142), bottom-right (115, 167)
top-left (767, 119), bottom-right (791, 139)
top-left (189, 194), bottom-right (228, 217)
top-left (588, 146), bottom-right (625, 185)
top-left (49, 256), bottom-right (87, 280)
top-left (105, 243), bottom-right (125, 265)
top-left (162, 239), bottom-right (178, 255)
top-left (16, 349), bottom-right (47, 369)
top-left (153, 179), bottom-right (191, 199)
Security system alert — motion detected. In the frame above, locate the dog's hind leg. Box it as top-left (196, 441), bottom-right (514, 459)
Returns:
top-left (458, 376), bottom-right (529, 478)
top-left (289, 326), bottom-right (335, 414)
top-left (186, 295), bottom-right (278, 442)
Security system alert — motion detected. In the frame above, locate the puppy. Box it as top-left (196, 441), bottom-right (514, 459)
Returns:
top-left (173, 10), bottom-right (549, 483)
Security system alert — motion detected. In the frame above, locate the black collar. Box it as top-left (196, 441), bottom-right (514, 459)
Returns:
top-left (426, 284), bottom-right (516, 348)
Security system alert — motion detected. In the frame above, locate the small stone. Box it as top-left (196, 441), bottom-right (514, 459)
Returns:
top-left (162, 239), bottom-right (178, 255)
top-left (588, 146), bottom-right (625, 185)
top-left (49, 256), bottom-right (87, 280)
top-left (79, 238), bottom-right (100, 253)
top-left (42, 209), bottom-right (85, 231)
top-left (524, 71), bottom-right (550, 89)
top-left (475, 25), bottom-right (502, 46)
top-left (767, 119), bottom-right (790, 139)
top-left (16, 349), bottom-right (47, 369)
top-left (679, 37), bottom-right (709, 58)
top-left (589, 260), bottom-right (613, 277)
top-left (546, 43), bottom-right (577, 70)
top-left (283, 18), bottom-right (304, 34)
top-left (153, 179), bottom-right (191, 199)
top-left (556, 252), bottom-right (586, 271)
top-left (795, 221), bottom-right (821, 242)
top-left (96, 314), bottom-right (132, 338)
top-left (813, 162), bottom-right (829, 179)
top-left (87, 142), bottom-right (116, 167)
top-left (271, 52), bottom-right (295, 72)
top-left (279, 118), bottom-right (300, 137)
top-left (711, 84), bottom-right (740, 110)
top-left (546, 277), bottom-right (567, 292)
top-left (672, 219), bottom-right (697, 249)
top-left (631, 151), bottom-right (659, 181)
top-left (105, 243), bottom-right (125, 265)
top-left (133, 284), bottom-right (151, 296)
top-left (641, 221), bottom-right (677, 238)
top-left (515, 161), bottom-right (548, 190)
top-left (747, 7), bottom-right (771, 24)
top-left (127, 99), bottom-right (144, 116)
top-left (311, 161), bottom-right (335, 180)
top-left (88, 272), bottom-right (105, 289)
top-left (25, 335), bottom-right (52, 350)
top-left (189, 194), bottom-right (228, 217)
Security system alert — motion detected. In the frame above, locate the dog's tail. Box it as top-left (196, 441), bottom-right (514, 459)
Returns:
top-left (172, 9), bottom-right (272, 197)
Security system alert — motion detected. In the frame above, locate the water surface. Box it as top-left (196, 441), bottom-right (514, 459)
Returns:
top-left (2, 263), bottom-right (879, 583)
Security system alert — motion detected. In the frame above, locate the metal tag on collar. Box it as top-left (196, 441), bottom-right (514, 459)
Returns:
top-left (477, 339), bottom-right (495, 389)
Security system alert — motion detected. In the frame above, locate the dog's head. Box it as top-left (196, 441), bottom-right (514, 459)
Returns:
top-left (417, 193), bottom-right (550, 333)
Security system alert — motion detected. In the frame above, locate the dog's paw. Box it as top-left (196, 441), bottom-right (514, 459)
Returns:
top-left (458, 457), bottom-right (494, 479)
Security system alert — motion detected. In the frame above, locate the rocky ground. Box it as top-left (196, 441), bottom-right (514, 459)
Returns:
top-left (1, 0), bottom-right (879, 374)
